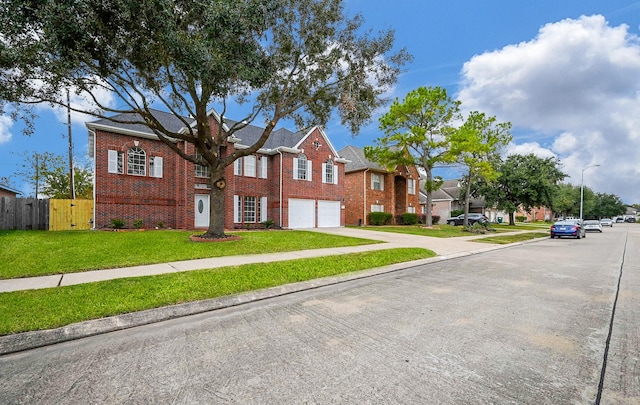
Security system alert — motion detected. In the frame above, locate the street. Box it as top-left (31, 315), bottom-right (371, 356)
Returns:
top-left (1, 225), bottom-right (638, 404)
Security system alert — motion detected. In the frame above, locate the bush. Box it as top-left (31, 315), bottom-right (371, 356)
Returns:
top-left (110, 218), bottom-right (126, 229)
top-left (368, 212), bottom-right (393, 226)
top-left (261, 219), bottom-right (275, 229)
top-left (451, 209), bottom-right (465, 217)
top-left (401, 212), bottom-right (418, 225)
top-left (516, 215), bottom-right (527, 223)
top-left (432, 215), bottom-right (440, 224)
top-left (133, 219), bottom-right (144, 229)
top-left (464, 222), bottom-right (492, 234)
top-left (418, 215), bottom-right (439, 225)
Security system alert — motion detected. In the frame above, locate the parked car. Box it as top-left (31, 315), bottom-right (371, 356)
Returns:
top-left (599, 218), bottom-right (613, 227)
top-left (625, 217), bottom-right (636, 223)
top-left (550, 220), bottom-right (586, 239)
top-left (583, 220), bottom-right (603, 233)
top-left (446, 213), bottom-right (489, 226)
top-left (615, 217), bottom-right (625, 223)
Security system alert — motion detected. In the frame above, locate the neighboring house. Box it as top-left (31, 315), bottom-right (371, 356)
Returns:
top-left (516, 206), bottom-right (552, 222)
top-left (424, 179), bottom-right (499, 223)
top-left (87, 109), bottom-right (347, 230)
top-left (0, 184), bottom-right (21, 198)
top-left (338, 145), bottom-right (420, 225)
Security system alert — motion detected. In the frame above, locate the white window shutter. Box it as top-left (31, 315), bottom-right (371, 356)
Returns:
top-left (307, 161), bottom-right (312, 182)
top-left (234, 159), bottom-right (242, 176)
top-left (380, 175), bottom-right (384, 191)
top-left (321, 163), bottom-right (327, 184)
top-left (233, 195), bottom-right (240, 223)
top-left (260, 197), bottom-right (267, 222)
top-left (154, 157), bottom-right (163, 178)
top-left (108, 150), bottom-right (118, 173)
top-left (293, 158), bottom-right (299, 179)
top-left (260, 157), bottom-right (267, 179)
top-left (333, 165), bottom-right (338, 185)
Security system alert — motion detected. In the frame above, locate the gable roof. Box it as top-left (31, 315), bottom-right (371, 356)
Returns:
top-left (338, 145), bottom-right (386, 173)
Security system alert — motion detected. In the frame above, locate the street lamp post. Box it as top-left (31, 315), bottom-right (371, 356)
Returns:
top-left (580, 164), bottom-right (600, 221)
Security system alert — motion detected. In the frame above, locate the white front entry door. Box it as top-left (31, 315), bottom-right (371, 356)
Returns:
top-left (194, 194), bottom-right (210, 227)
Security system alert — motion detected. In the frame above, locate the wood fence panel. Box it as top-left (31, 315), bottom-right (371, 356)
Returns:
top-left (0, 198), bottom-right (48, 230)
top-left (49, 199), bottom-right (93, 231)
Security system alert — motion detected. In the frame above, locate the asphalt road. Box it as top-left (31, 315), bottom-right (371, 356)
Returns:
top-left (1, 225), bottom-right (638, 404)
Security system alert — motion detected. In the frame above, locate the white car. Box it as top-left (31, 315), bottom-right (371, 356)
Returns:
top-left (583, 220), bottom-right (603, 233)
top-left (599, 218), bottom-right (613, 227)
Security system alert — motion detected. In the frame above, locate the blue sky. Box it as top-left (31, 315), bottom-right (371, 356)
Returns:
top-left (2, 0), bottom-right (640, 203)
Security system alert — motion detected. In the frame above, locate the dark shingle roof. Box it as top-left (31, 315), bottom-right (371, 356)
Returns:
top-left (337, 145), bottom-right (386, 173)
top-left (88, 109), bottom-right (193, 135)
top-left (225, 120), bottom-right (304, 149)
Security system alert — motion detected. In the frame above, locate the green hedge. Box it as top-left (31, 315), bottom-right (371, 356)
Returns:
top-left (368, 212), bottom-right (393, 226)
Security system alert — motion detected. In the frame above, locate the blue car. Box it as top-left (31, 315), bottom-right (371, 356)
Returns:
top-left (550, 220), bottom-right (586, 239)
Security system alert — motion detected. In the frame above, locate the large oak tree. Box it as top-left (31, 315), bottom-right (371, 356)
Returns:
top-left (0, 0), bottom-right (410, 238)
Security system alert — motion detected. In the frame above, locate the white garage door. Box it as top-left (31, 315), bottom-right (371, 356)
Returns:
top-left (288, 199), bottom-right (315, 229)
top-left (318, 200), bottom-right (341, 227)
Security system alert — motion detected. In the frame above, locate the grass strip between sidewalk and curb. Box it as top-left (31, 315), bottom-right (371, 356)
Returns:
top-left (0, 248), bottom-right (434, 336)
top-left (0, 230), bottom-right (379, 279)
top-left (472, 232), bottom-right (549, 244)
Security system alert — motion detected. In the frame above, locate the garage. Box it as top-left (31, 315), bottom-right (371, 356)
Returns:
top-left (317, 200), bottom-right (341, 227)
top-left (288, 198), bottom-right (315, 229)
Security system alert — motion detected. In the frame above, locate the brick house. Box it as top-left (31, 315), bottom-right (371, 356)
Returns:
top-left (338, 145), bottom-right (420, 225)
top-left (87, 109), bottom-right (347, 230)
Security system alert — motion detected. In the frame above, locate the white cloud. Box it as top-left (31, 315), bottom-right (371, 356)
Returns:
top-left (0, 115), bottom-right (13, 144)
top-left (458, 15), bottom-right (640, 203)
top-left (506, 142), bottom-right (556, 159)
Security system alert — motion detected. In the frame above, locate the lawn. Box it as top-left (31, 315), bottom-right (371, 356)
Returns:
top-left (353, 224), bottom-right (513, 237)
top-left (0, 248), bottom-right (435, 335)
top-left (0, 229), bottom-right (380, 279)
top-left (474, 232), bottom-right (549, 244)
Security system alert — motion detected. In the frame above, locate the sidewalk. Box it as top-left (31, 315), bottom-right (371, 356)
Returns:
top-left (0, 227), bottom-right (537, 293)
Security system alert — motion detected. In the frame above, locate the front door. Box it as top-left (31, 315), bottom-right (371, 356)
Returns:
top-left (194, 194), bottom-right (210, 227)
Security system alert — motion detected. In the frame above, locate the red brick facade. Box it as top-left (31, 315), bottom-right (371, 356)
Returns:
top-left (343, 165), bottom-right (421, 226)
top-left (89, 113), bottom-right (345, 230)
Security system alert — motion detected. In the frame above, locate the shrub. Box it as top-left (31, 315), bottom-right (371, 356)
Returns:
top-left (368, 212), bottom-right (393, 226)
top-left (401, 212), bottom-right (419, 225)
top-left (157, 221), bottom-right (165, 229)
top-left (261, 219), bottom-right (275, 229)
top-left (418, 215), bottom-right (439, 225)
top-left (451, 209), bottom-right (465, 217)
top-left (110, 218), bottom-right (125, 229)
top-left (133, 219), bottom-right (144, 229)
top-left (516, 215), bottom-right (527, 223)
top-left (432, 215), bottom-right (440, 224)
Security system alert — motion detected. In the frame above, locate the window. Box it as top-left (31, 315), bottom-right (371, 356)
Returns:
top-left (371, 204), bottom-right (384, 212)
top-left (234, 158), bottom-right (242, 176)
top-left (408, 178), bottom-right (416, 195)
top-left (258, 156), bottom-right (268, 179)
top-left (195, 154), bottom-right (210, 178)
top-left (407, 206), bottom-right (416, 214)
top-left (108, 150), bottom-right (124, 174)
top-left (371, 173), bottom-right (383, 191)
top-left (244, 196), bottom-right (256, 223)
top-left (234, 196), bottom-right (267, 224)
top-left (295, 154), bottom-right (307, 180)
top-left (149, 156), bottom-right (163, 178)
top-left (244, 155), bottom-right (256, 177)
top-left (127, 146), bottom-right (146, 176)
top-left (322, 159), bottom-right (338, 184)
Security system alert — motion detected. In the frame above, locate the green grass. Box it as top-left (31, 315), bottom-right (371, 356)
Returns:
top-left (0, 230), bottom-right (379, 279)
top-left (0, 248), bottom-right (435, 335)
top-left (492, 222), bottom-right (551, 230)
top-left (473, 232), bottom-right (549, 244)
top-left (352, 224), bottom-right (478, 238)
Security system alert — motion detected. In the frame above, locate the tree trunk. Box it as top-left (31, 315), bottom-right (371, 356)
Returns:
top-left (201, 176), bottom-right (227, 239)
top-left (425, 168), bottom-right (433, 227)
top-left (462, 173), bottom-right (472, 227)
top-left (508, 211), bottom-right (515, 226)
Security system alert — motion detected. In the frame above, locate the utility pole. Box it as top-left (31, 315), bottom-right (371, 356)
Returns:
top-left (67, 89), bottom-right (75, 199)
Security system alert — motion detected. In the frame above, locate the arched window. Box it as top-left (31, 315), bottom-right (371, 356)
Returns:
top-left (127, 146), bottom-right (146, 176)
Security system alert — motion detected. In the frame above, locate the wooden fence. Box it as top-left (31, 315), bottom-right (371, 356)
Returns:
top-left (0, 198), bottom-right (93, 231)
top-left (0, 198), bottom-right (49, 230)
top-left (49, 199), bottom-right (93, 231)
